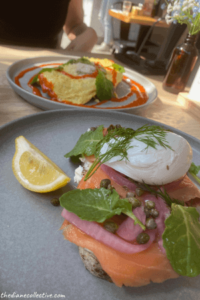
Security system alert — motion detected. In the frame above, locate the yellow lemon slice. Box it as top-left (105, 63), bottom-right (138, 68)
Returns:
top-left (12, 136), bottom-right (70, 193)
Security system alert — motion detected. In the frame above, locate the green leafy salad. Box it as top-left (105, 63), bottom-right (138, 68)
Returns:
top-left (60, 124), bottom-right (200, 278)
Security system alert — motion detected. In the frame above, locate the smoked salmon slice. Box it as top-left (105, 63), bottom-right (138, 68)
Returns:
top-left (61, 167), bottom-right (180, 287)
top-left (78, 165), bottom-right (128, 198)
top-left (62, 222), bottom-right (178, 287)
top-left (165, 175), bottom-right (200, 203)
top-left (78, 165), bottom-right (200, 205)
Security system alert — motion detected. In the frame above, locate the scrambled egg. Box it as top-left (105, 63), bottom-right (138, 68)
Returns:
top-left (42, 69), bottom-right (96, 105)
top-left (40, 58), bottom-right (123, 105)
top-left (87, 57), bottom-right (115, 67)
top-left (87, 57), bottom-right (123, 86)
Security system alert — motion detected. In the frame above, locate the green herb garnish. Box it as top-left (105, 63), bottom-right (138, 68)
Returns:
top-left (62, 57), bottom-right (93, 66)
top-left (105, 63), bottom-right (125, 73)
top-left (188, 162), bottom-right (200, 184)
top-left (60, 188), bottom-right (145, 230)
top-left (64, 125), bottom-right (173, 181)
top-left (64, 125), bottom-right (104, 158)
top-left (95, 70), bottom-right (114, 101)
top-left (112, 63), bottom-right (125, 73)
top-left (163, 204), bottom-right (200, 277)
top-left (62, 59), bottom-right (77, 65)
top-left (133, 125), bottom-right (173, 150)
top-left (85, 125), bottom-right (173, 180)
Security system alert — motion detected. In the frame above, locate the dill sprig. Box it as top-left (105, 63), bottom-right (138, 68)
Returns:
top-left (136, 181), bottom-right (184, 207)
top-left (84, 125), bottom-right (173, 181)
top-left (133, 125), bottom-right (173, 151)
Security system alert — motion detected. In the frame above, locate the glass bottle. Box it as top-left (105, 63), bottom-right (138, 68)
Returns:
top-left (162, 33), bottom-right (199, 94)
top-left (151, 0), bottom-right (161, 18)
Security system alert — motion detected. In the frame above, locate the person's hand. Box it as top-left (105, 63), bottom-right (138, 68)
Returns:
top-left (65, 27), bottom-right (98, 52)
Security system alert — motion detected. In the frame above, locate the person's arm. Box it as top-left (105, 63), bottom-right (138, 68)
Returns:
top-left (63, 0), bottom-right (98, 52)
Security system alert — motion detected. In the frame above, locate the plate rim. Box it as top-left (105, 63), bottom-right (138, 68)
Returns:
top-left (6, 55), bottom-right (158, 111)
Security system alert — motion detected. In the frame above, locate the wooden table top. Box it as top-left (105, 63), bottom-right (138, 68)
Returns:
top-left (109, 9), bottom-right (170, 28)
top-left (0, 45), bottom-right (199, 140)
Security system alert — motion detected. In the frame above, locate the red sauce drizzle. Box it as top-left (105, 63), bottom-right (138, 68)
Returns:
top-left (106, 66), bottom-right (117, 86)
top-left (60, 69), bottom-right (98, 79)
top-left (15, 63), bottom-right (149, 109)
top-left (112, 69), bottom-right (117, 86)
top-left (38, 74), bottom-right (58, 99)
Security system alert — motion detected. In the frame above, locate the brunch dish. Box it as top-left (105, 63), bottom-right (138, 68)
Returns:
top-left (7, 55), bottom-right (157, 111)
top-left (1, 109), bottom-right (200, 299)
top-left (61, 123), bottom-right (200, 287)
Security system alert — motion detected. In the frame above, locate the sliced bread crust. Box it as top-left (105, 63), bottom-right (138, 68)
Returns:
top-left (79, 247), bottom-right (112, 282)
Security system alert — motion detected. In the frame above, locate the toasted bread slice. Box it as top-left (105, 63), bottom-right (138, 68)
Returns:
top-left (79, 247), bottom-right (112, 282)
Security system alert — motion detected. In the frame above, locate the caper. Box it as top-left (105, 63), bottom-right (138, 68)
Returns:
top-left (103, 221), bottom-right (118, 233)
top-left (149, 208), bottom-right (159, 218)
top-left (136, 232), bottom-right (150, 244)
top-left (90, 126), bottom-right (97, 132)
top-left (115, 124), bottom-right (122, 129)
top-left (123, 185), bottom-right (129, 191)
top-left (50, 198), bottom-right (60, 206)
top-left (126, 191), bottom-right (135, 198)
top-left (145, 200), bottom-right (155, 210)
top-left (135, 188), bottom-right (144, 197)
top-left (70, 155), bottom-right (81, 164)
top-left (107, 184), bottom-right (115, 192)
top-left (107, 183), bottom-right (112, 190)
top-left (100, 179), bottom-right (111, 189)
top-left (144, 207), bottom-right (151, 218)
top-left (127, 197), bottom-right (141, 208)
top-left (146, 218), bottom-right (157, 229)
top-left (107, 124), bottom-right (115, 131)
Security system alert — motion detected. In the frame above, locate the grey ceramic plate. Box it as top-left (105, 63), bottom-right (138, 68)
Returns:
top-left (6, 55), bottom-right (157, 111)
top-left (1, 110), bottom-right (200, 300)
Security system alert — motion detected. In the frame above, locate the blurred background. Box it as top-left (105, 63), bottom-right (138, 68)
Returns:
top-left (61, 0), bottom-right (109, 51)
top-left (59, 0), bottom-right (199, 84)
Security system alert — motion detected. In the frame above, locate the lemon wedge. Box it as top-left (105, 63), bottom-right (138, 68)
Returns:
top-left (12, 136), bottom-right (70, 193)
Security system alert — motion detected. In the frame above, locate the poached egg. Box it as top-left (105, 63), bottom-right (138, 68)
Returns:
top-left (100, 131), bottom-right (193, 185)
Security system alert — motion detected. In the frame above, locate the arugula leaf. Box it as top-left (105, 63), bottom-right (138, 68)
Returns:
top-left (95, 70), bottom-right (113, 101)
top-left (77, 57), bottom-right (93, 65)
top-left (188, 162), bottom-right (200, 184)
top-left (60, 188), bottom-right (145, 229)
top-left (64, 125), bottom-right (104, 158)
top-left (30, 66), bottom-right (63, 84)
top-left (189, 162), bottom-right (200, 174)
top-left (112, 63), bottom-right (125, 73)
top-left (163, 204), bottom-right (200, 277)
top-left (62, 59), bottom-right (77, 66)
